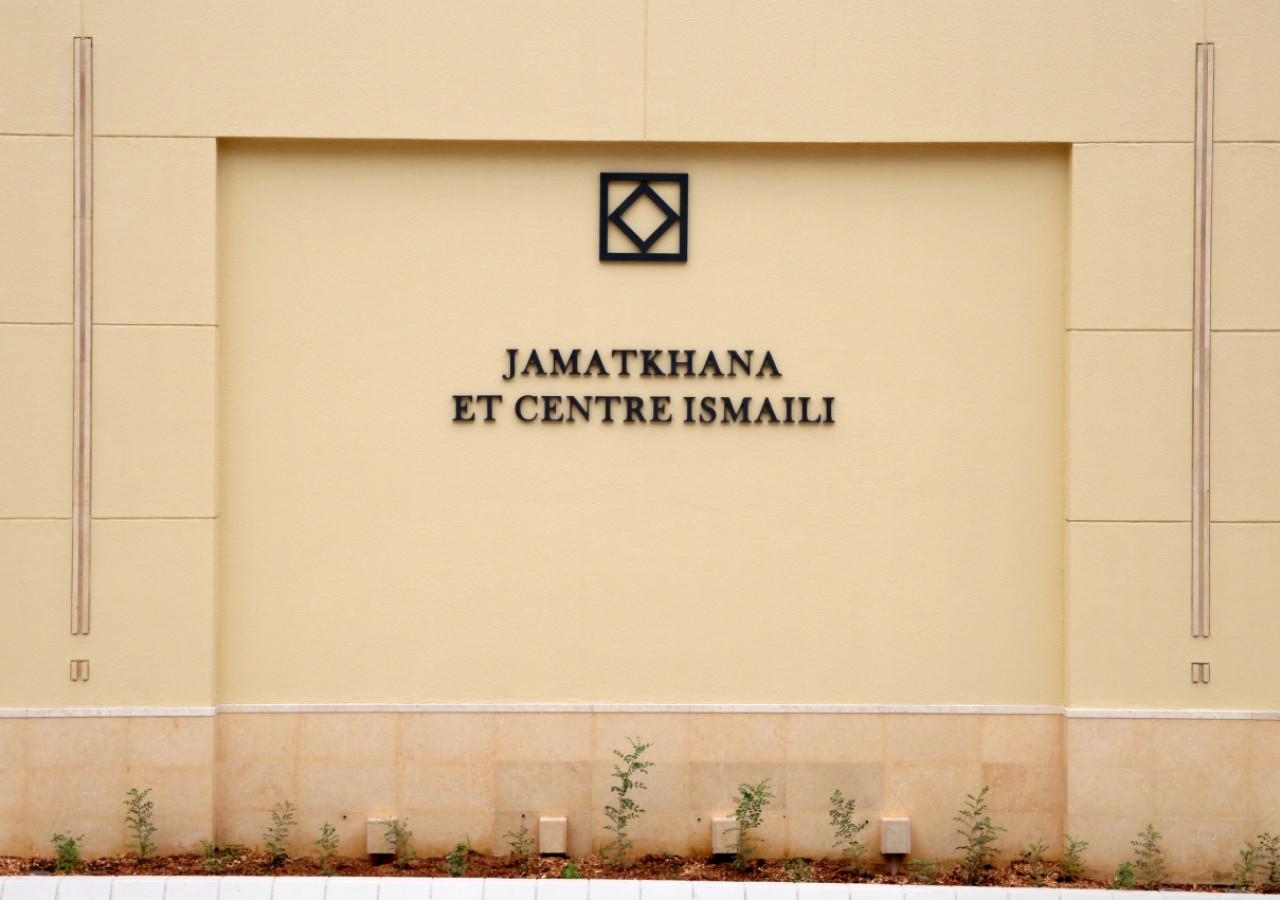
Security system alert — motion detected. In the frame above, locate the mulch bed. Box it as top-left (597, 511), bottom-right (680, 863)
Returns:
top-left (0, 852), bottom-right (1261, 889)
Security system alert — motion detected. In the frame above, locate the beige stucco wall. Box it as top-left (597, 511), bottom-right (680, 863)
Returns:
top-left (2, 0), bottom-right (1280, 879)
top-left (216, 140), bottom-right (1066, 706)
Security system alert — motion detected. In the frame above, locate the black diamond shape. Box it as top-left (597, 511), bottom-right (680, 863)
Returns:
top-left (600, 173), bottom-right (688, 262)
top-left (608, 182), bottom-right (681, 253)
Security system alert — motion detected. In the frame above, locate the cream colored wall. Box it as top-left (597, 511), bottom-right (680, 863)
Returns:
top-left (0, 135), bottom-right (218, 709)
top-left (3, 0), bottom-right (1280, 875)
top-left (216, 141), bottom-right (1066, 705)
top-left (0, 0), bottom-right (1276, 715)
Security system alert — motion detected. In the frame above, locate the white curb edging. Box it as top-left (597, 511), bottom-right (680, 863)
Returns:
top-left (0, 879), bottom-right (1183, 900)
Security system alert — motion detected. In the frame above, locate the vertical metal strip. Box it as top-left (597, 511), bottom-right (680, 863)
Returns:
top-left (72, 37), bottom-right (93, 635)
top-left (1192, 43), bottom-right (1214, 638)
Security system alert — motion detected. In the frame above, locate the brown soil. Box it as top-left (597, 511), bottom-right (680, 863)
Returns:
top-left (0, 852), bottom-right (1263, 890)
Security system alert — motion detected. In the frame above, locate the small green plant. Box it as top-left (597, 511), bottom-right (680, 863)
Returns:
top-left (384, 818), bottom-right (416, 869)
top-left (314, 822), bottom-right (340, 876)
top-left (1021, 839), bottom-right (1050, 886)
top-left (505, 822), bottom-right (534, 858)
top-left (124, 787), bottom-right (158, 859)
top-left (197, 841), bottom-right (246, 873)
top-left (1062, 834), bottom-right (1089, 881)
top-left (828, 788), bottom-right (869, 868)
top-left (1114, 860), bottom-right (1137, 890)
top-left (1256, 833), bottom-right (1280, 886)
top-left (1130, 823), bottom-right (1165, 887)
top-left (1235, 840), bottom-right (1260, 890)
top-left (953, 786), bottom-right (1005, 884)
top-left (602, 737), bottom-right (654, 864)
top-left (907, 857), bottom-right (940, 884)
top-left (504, 823), bottom-right (534, 873)
top-left (782, 858), bottom-right (815, 882)
top-left (262, 800), bottom-right (296, 864)
top-left (444, 838), bottom-right (470, 877)
top-left (728, 778), bottom-right (774, 869)
top-left (562, 861), bottom-right (582, 879)
top-left (51, 833), bottom-right (84, 874)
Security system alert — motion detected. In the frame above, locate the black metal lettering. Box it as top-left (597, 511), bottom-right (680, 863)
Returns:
top-left (583, 350), bottom-right (610, 376)
top-left (755, 397), bottom-right (780, 423)
top-left (521, 349), bottom-right (546, 376)
top-left (824, 397), bottom-right (835, 424)
top-left (728, 350), bottom-right (753, 377)
top-left (651, 396), bottom-right (672, 422)
top-left (722, 397), bottom-right (752, 423)
top-left (611, 349), bottom-right (637, 376)
top-left (452, 395), bottom-right (475, 422)
top-left (624, 396), bottom-right (646, 422)
top-left (550, 349), bottom-right (580, 376)
top-left (542, 396), bottom-right (563, 422)
top-left (515, 395), bottom-right (538, 421)
top-left (669, 350), bottom-right (696, 377)
top-left (596, 395), bottom-right (621, 422)
top-left (756, 351), bottom-right (782, 377)
top-left (568, 396), bottom-right (592, 422)
top-left (699, 351), bottom-right (723, 377)
top-left (476, 395), bottom-right (503, 421)
top-left (503, 349), bottom-right (518, 381)
top-left (700, 396), bottom-right (717, 423)
top-left (799, 396), bottom-right (823, 424)
top-left (641, 350), bottom-right (665, 376)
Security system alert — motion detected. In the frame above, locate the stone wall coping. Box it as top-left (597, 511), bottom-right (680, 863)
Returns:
top-left (0, 879), bottom-right (1196, 900)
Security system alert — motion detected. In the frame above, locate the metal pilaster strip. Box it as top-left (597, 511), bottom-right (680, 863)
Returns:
top-left (1192, 43), bottom-right (1214, 638)
top-left (72, 37), bottom-right (93, 635)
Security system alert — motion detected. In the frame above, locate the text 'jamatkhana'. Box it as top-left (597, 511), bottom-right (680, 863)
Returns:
top-left (452, 348), bottom-right (834, 426)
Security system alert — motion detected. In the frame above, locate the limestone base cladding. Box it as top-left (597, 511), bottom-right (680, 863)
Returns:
top-left (0, 711), bottom-right (1276, 883)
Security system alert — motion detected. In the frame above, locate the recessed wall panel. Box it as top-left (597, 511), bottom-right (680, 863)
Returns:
top-left (217, 142), bottom-right (1066, 705)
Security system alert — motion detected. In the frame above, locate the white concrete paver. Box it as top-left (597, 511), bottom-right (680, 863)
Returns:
top-left (3, 878), bottom-right (62, 900)
top-left (901, 888), bottom-right (955, 900)
top-left (794, 885), bottom-right (849, 900)
top-left (637, 883), bottom-right (692, 900)
top-left (690, 883), bottom-right (742, 900)
top-left (53, 877), bottom-right (109, 900)
top-left (534, 882), bottom-right (589, 900)
top-left (483, 880), bottom-right (536, 900)
top-left (323, 879), bottom-right (377, 900)
top-left (269, 881), bottom-right (324, 900)
top-left (166, 877), bottom-right (221, 900)
top-left (216, 877), bottom-right (275, 900)
top-left (586, 880), bottom-right (640, 900)
top-left (743, 883), bottom-right (796, 900)
top-left (427, 881), bottom-right (484, 900)
top-left (848, 885), bottom-right (903, 900)
top-left (110, 877), bottom-right (168, 900)
top-left (953, 888), bottom-right (1007, 900)
top-left (0, 878), bottom-right (1183, 900)
top-left (375, 879), bottom-right (430, 900)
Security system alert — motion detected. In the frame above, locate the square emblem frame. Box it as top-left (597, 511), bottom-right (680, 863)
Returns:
top-left (599, 172), bottom-right (688, 262)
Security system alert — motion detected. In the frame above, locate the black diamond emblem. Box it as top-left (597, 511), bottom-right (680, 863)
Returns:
top-left (600, 173), bottom-right (688, 262)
